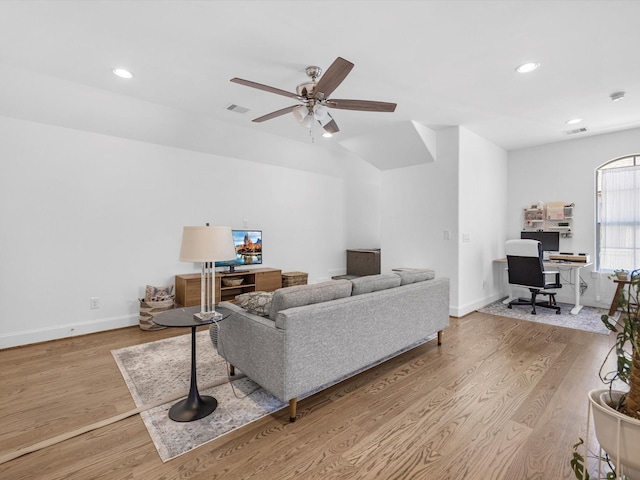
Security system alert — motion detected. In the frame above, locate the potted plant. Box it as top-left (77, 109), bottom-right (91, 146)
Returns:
top-left (571, 270), bottom-right (640, 479)
top-left (612, 269), bottom-right (630, 281)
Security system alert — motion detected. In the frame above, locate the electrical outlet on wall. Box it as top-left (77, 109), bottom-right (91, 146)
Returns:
top-left (90, 297), bottom-right (100, 309)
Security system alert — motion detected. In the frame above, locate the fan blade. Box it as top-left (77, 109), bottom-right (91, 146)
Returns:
top-left (231, 78), bottom-right (301, 100)
top-left (321, 118), bottom-right (340, 135)
top-left (313, 57), bottom-right (354, 99)
top-left (252, 105), bottom-right (299, 123)
top-left (326, 99), bottom-right (397, 112)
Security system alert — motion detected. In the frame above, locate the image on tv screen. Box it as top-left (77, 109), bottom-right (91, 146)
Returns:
top-left (232, 229), bottom-right (262, 266)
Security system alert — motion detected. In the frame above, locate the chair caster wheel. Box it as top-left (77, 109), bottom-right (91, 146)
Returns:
top-left (556, 311), bottom-right (561, 314)
top-left (507, 305), bottom-right (512, 309)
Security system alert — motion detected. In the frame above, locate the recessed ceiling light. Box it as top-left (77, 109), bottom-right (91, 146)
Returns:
top-left (610, 91), bottom-right (625, 102)
top-left (515, 62), bottom-right (540, 73)
top-left (566, 118), bottom-right (583, 125)
top-left (113, 68), bottom-right (134, 79)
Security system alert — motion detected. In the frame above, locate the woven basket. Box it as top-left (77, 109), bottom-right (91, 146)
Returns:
top-left (282, 271), bottom-right (308, 287)
top-left (138, 297), bottom-right (173, 331)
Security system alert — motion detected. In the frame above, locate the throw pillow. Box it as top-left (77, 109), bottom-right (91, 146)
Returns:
top-left (145, 284), bottom-right (175, 302)
top-left (236, 291), bottom-right (274, 317)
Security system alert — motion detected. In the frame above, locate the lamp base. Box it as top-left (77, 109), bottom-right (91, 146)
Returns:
top-left (194, 310), bottom-right (223, 322)
top-left (169, 394), bottom-right (218, 422)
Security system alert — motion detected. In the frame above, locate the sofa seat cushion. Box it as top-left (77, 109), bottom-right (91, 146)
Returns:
top-left (350, 274), bottom-right (401, 295)
top-left (269, 279), bottom-right (352, 320)
top-left (236, 291), bottom-right (274, 317)
top-left (393, 268), bottom-right (436, 285)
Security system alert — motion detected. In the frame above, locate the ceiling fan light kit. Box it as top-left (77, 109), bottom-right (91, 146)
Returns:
top-left (230, 57), bottom-right (397, 137)
top-left (292, 105), bottom-right (308, 123)
top-left (313, 104), bottom-right (329, 121)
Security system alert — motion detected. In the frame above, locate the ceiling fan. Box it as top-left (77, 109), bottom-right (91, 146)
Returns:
top-left (230, 57), bottom-right (396, 135)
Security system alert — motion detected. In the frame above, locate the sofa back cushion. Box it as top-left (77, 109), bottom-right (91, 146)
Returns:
top-left (350, 274), bottom-right (401, 295)
top-left (394, 269), bottom-right (436, 285)
top-left (269, 279), bottom-right (353, 320)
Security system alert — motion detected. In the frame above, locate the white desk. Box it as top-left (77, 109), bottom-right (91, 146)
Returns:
top-left (495, 258), bottom-right (593, 315)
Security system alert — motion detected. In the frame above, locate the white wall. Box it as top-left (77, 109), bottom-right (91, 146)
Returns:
top-left (380, 127), bottom-right (460, 314)
top-left (458, 127), bottom-right (508, 314)
top-left (343, 152), bottom-right (382, 262)
top-left (506, 127), bottom-right (640, 308)
top-left (0, 115), bottom-right (380, 348)
top-left (380, 127), bottom-right (508, 316)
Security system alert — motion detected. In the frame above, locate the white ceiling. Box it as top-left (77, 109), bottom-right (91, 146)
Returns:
top-left (1, 0), bottom-right (639, 154)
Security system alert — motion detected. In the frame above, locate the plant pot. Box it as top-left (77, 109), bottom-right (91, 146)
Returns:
top-left (589, 389), bottom-right (640, 479)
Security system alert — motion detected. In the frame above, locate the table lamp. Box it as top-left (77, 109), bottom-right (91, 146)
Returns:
top-left (179, 225), bottom-right (236, 321)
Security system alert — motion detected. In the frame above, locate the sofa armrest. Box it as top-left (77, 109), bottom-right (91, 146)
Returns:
top-left (217, 301), bottom-right (275, 328)
top-left (212, 301), bottom-right (288, 401)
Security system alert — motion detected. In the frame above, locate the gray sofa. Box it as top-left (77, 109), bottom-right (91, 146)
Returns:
top-left (209, 270), bottom-right (450, 421)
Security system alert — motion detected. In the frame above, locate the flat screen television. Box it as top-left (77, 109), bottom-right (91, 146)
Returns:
top-left (520, 230), bottom-right (560, 252)
top-left (215, 229), bottom-right (262, 272)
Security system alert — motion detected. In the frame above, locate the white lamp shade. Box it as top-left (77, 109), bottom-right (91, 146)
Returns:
top-left (292, 105), bottom-right (308, 123)
top-left (302, 115), bottom-right (314, 129)
top-left (313, 104), bottom-right (329, 121)
top-left (179, 226), bottom-right (236, 262)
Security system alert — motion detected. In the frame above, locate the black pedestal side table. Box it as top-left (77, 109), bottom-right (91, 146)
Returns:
top-left (153, 306), bottom-right (231, 422)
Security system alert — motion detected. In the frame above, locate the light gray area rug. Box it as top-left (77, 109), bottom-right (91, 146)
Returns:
top-left (477, 298), bottom-right (610, 335)
top-left (111, 330), bottom-right (286, 462)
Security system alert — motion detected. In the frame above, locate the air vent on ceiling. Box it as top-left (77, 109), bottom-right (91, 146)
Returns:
top-left (226, 104), bottom-right (250, 114)
top-left (564, 127), bottom-right (588, 135)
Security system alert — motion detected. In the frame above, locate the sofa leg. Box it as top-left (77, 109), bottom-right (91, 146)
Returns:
top-left (289, 398), bottom-right (297, 422)
top-left (229, 364), bottom-right (235, 376)
top-left (437, 330), bottom-right (443, 346)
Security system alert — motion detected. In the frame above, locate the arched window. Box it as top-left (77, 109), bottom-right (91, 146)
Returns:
top-left (596, 154), bottom-right (640, 272)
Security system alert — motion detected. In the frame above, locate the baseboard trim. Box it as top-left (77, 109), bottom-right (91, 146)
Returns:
top-left (0, 314), bottom-right (139, 349)
top-left (450, 292), bottom-right (506, 318)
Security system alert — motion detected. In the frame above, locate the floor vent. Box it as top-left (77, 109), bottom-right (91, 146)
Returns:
top-left (564, 127), bottom-right (588, 135)
top-left (226, 104), bottom-right (250, 114)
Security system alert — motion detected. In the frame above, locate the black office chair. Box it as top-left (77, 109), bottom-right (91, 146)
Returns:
top-left (505, 239), bottom-right (562, 315)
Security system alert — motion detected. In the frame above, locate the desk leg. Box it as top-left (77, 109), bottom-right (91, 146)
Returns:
top-left (168, 326), bottom-right (218, 422)
top-left (502, 268), bottom-right (517, 304)
top-left (502, 292), bottom-right (517, 305)
top-left (570, 266), bottom-right (583, 315)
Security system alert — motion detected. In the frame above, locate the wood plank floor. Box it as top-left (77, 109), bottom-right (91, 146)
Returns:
top-left (0, 312), bottom-right (614, 480)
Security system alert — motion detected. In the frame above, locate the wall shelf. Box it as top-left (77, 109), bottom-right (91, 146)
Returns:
top-left (522, 202), bottom-right (574, 238)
